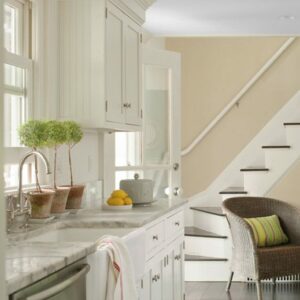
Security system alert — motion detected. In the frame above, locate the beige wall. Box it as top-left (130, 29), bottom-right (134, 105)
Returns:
top-left (268, 160), bottom-right (300, 208)
top-left (166, 37), bottom-right (300, 198)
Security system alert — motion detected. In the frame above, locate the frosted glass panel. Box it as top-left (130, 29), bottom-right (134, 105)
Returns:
top-left (144, 65), bottom-right (169, 165)
top-left (144, 169), bottom-right (169, 200)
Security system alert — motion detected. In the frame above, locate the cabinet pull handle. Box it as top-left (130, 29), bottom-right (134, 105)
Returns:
top-left (175, 255), bottom-right (181, 261)
top-left (175, 221), bottom-right (180, 226)
top-left (152, 275), bottom-right (158, 282)
top-left (152, 235), bottom-right (158, 240)
top-left (123, 103), bottom-right (131, 108)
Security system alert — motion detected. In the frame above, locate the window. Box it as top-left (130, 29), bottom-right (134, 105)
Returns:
top-left (4, 0), bottom-right (33, 189)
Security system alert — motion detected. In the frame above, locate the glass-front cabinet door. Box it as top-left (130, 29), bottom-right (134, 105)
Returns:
top-left (113, 47), bottom-right (181, 200)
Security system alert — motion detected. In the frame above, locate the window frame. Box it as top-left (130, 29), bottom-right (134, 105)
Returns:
top-left (4, 0), bottom-right (34, 190)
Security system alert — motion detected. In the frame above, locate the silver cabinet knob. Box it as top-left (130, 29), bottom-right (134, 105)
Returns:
top-left (152, 235), bottom-right (159, 240)
top-left (173, 187), bottom-right (182, 196)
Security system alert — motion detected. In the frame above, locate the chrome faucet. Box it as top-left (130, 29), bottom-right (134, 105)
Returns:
top-left (7, 150), bottom-right (51, 232)
top-left (18, 150), bottom-right (51, 211)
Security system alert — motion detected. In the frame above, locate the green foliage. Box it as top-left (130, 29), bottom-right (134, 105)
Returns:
top-left (45, 120), bottom-right (67, 148)
top-left (63, 121), bottom-right (83, 146)
top-left (19, 120), bottom-right (47, 148)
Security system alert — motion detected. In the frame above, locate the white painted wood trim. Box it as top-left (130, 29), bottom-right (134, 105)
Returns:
top-left (0, 1), bottom-right (7, 297)
top-left (181, 37), bottom-right (296, 157)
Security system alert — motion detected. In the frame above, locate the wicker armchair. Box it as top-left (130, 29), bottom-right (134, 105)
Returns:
top-left (222, 196), bottom-right (300, 300)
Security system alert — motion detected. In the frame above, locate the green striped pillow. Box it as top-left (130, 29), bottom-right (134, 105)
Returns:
top-left (244, 215), bottom-right (289, 247)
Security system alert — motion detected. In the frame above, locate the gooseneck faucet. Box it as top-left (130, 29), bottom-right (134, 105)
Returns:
top-left (18, 150), bottom-right (51, 211)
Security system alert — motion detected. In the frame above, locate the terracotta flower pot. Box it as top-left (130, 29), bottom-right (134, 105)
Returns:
top-left (27, 189), bottom-right (55, 219)
top-left (51, 187), bottom-right (71, 214)
top-left (64, 185), bottom-right (85, 209)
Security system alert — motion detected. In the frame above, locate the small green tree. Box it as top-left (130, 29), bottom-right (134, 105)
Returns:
top-left (45, 121), bottom-right (67, 189)
top-left (63, 121), bottom-right (83, 186)
top-left (19, 120), bottom-right (47, 193)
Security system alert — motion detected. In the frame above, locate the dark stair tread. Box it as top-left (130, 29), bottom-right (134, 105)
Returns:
top-left (190, 207), bottom-right (225, 217)
top-left (262, 145), bottom-right (291, 149)
top-left (284, 122), bottom-right (300, 126)
top-left (219, 187), bottom-right (248, 195)
top-left (185, 226), bottom-right (227, 239)
top-left (185, 254), bottom-right (228, 262)
top-left (240, 167), bottom-right (269, 172)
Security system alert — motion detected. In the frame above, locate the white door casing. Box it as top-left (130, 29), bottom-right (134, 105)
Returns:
top-left (142, 47), bottom-right (181, 199)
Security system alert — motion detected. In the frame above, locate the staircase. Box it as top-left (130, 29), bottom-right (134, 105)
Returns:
top-left (184, 91), bottom-right (300, 281)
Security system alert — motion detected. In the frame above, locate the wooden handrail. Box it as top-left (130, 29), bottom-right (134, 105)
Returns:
top-left (181, 37), bottom-right (296, 157)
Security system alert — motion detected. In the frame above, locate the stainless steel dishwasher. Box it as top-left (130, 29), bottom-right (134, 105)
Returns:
top-left (9, 259), bottom-right (90, 300)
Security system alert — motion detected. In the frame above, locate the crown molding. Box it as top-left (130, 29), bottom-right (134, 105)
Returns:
top-left (110, 0), bottom-right (155, 25)
top-left (135, 0), bottom-right (156, 10)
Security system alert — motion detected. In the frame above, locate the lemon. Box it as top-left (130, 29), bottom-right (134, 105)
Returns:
top-left (111, 189), bottom-right (128, 199)
top-left (107, 197), bottom-right (125, 206)
top-left (124, 197), bottom-right (133, 205)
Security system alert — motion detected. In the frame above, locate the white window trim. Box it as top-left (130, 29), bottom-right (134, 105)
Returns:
top-left (4, 0), bottom-right (34, 191)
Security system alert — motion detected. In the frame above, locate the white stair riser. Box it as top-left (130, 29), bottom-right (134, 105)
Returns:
top-left (193, 211), bottom-right (229, 236)
top-left (285, 126), bottom-right (300, 147)
top-left (243, 172), bottom-right (270, 196)
top-left (185, 236), bottom-right (228, 258)
top-left (264, 148), bottom-right (296, 169)
top-left (185, 261), bottom-right (230, 281)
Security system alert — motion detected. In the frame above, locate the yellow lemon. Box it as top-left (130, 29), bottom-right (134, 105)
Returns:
top-left (124, 197), bottom-right (133, 205)
top-left (111, 189), bottom-right (128, 199)
top-left (107, 197), bottom-right (125, 206)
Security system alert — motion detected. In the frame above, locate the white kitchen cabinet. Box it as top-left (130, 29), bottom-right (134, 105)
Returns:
top-left (142, 209), bottom-right (185, 300)
top-left (139, 272), bottom-right (151, 300)
top-left (58, 0), bottom-right (142, 130)
top-left (124, 16), bottom-right (142, 125)
top-left (106, 1), bottom-right (142, 126)
top-left (150, 260), bottom-right (163, 300)
top-left (173, 243), bottom-right (184, 300)
top-left (162, 253), bottom-right (173, 300)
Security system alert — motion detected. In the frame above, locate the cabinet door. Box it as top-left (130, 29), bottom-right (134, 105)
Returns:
top-left (105, 3), bottom-right (125, 124)
top-left (173, 243), bottom-right (184, 300)
top-left (124, 18), bottom-right (142, 125)
top-left (139, 271), bottom-right (150, 300)
top-left (150, 260), bottom-right (162, 300)
top-left (162, 254), bottom-right (173, 300)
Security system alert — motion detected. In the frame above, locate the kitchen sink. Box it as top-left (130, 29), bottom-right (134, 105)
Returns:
top-left (26, 227), bottom-right (137, 243)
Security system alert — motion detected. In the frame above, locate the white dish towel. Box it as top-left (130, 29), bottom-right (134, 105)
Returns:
top-left (97, 235), bottom-right (138, 300)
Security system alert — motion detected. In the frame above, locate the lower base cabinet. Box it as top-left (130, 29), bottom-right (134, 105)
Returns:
top-left (138, 239), bottom-right (184, 300)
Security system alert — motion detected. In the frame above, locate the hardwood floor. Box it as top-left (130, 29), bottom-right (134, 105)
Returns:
top-left (186, 281), bottom-right (300, 300)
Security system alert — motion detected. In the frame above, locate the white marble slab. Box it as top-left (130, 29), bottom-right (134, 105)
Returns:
top-left (6, 198), bottom-right (187, 295)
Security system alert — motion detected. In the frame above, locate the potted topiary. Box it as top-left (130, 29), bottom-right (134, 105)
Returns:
top-left (45, 120), bottom-right (70, 214)
top-left (62, 121), bottom-right (84, 209)
top-left (19, 120), bottom-right (55, 219)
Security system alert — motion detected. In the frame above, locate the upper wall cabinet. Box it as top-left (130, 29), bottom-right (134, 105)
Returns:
top-left (58, 0), bottom-right (153, 130)
top-left (106, 2), bottom-right (142, 126)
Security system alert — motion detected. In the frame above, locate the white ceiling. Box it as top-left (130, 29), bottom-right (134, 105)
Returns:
top-left (143, 0), bottom-right (300, 36)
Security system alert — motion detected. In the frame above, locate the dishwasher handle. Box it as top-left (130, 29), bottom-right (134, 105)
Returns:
top-left (25, 264), bottom-right (90, 300)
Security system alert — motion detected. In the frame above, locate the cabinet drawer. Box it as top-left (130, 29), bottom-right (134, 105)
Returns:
top-left (146, 222), bottom-right (165, 254)
top-left (166, 211), bottom-right (184, 240)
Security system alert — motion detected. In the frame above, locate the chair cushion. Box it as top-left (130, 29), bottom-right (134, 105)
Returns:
top-left (244, 215), bottom-right (288, 247)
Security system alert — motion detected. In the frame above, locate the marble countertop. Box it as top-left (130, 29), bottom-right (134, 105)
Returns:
top-left (6, 198), bottom-right (187, 295)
